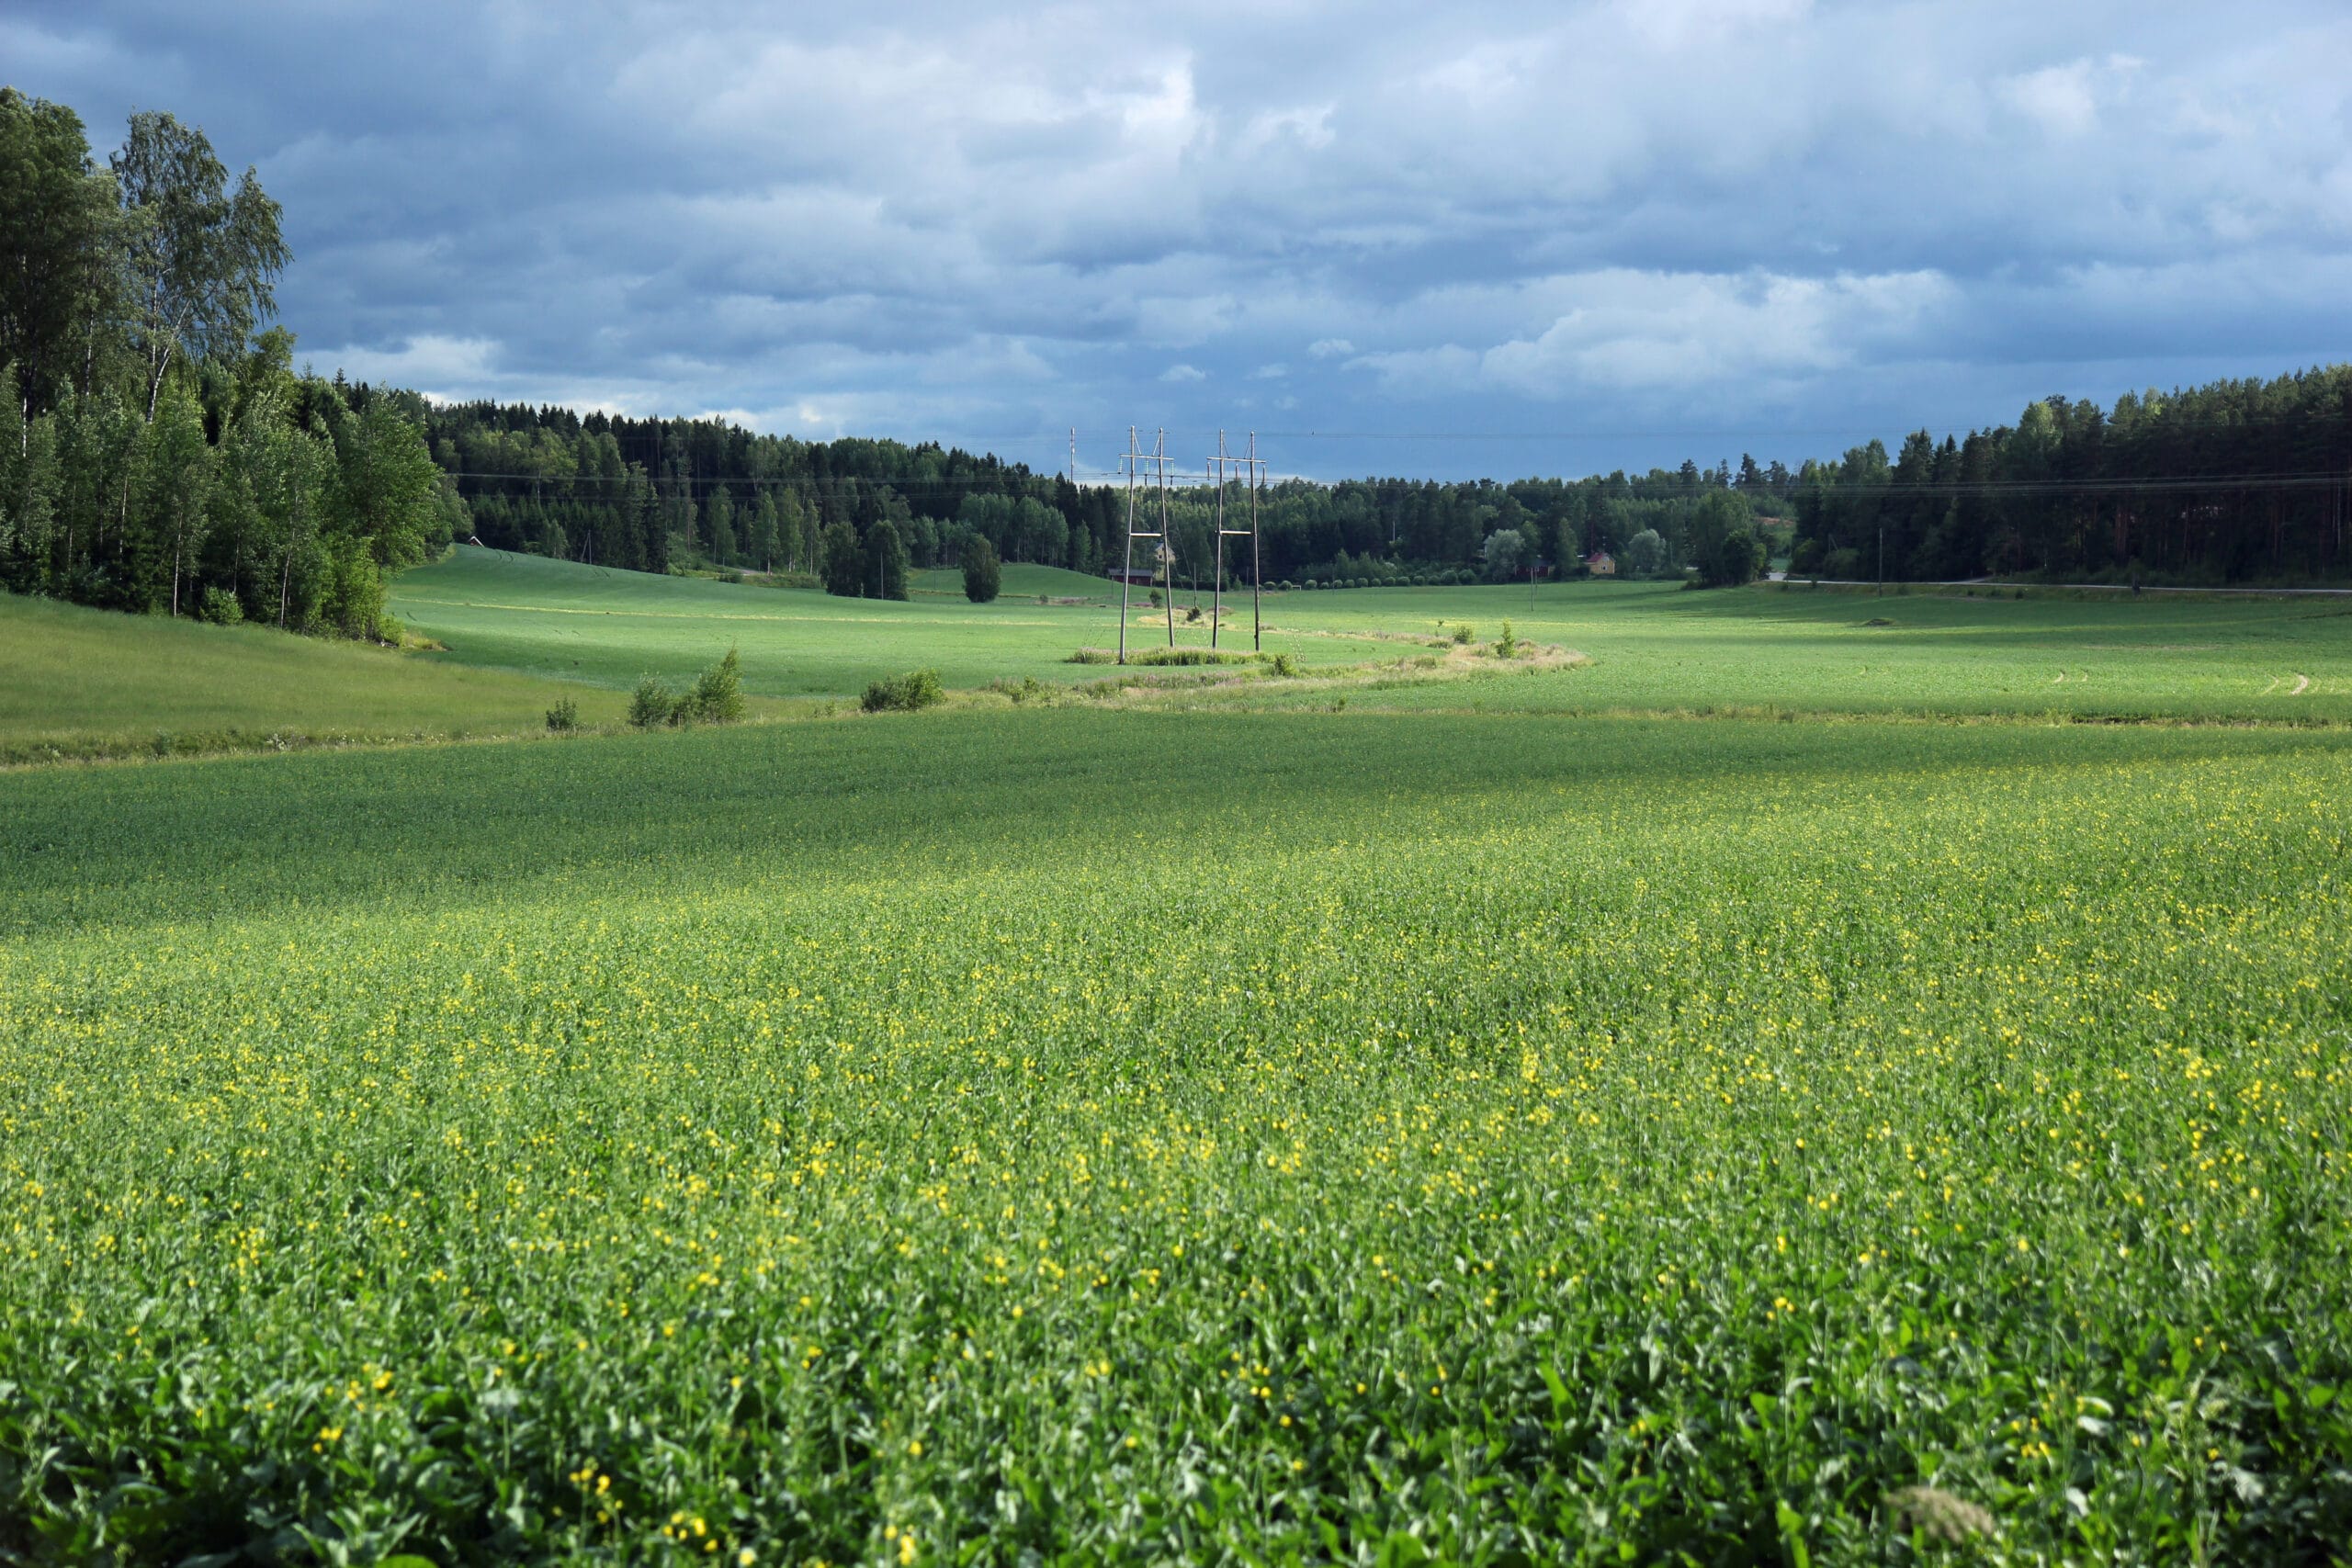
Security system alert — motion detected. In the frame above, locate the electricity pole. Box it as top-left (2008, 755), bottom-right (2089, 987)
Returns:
top-left (1116, 427), bottom-right (1175, 662)
top-left (1208, 430), bottom-right (1261, 650)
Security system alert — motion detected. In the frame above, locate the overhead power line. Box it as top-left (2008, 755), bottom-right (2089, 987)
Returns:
top-left (437, 467), bottom-right (2352, 498)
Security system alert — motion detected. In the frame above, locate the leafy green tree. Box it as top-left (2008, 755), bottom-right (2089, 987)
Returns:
top-left (963, 534), bottom-right (1001, 603)
top-left (111, 110), bottom-right (288, 422)
top-left (1708, 527), bottom-right (1764, 587)
top-left (707, 487), bottom-right (737, 564)
top-left (1688, 488), bottom-right (1751, 571)
top-left (0, 388), bottom-right (62, 593)
top-left (1479, 527), bottom-right (1526, 581)
top-left (1622, 528), bottom-right (1668, 577)
top-left (688, 647), bottom-right (745, 723)
top-left (0, 90), bottom-right (122, 419)
top-left (253, 418), bottom-right (334, 628)
top-left (865, 517), bottom-right (909, 600)
top-left (821, 520), bottom-right (863, 596)
top-left (751, 491), bottom-right (781, 570)
top-left (333, 392), bottom-right (445, 574)
top-left (51, 383), bottom-right (138, 597)
top-left (138, 382), bottom-right (212, 614)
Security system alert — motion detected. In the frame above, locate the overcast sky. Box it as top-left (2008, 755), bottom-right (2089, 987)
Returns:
top-left (13, 0), bottom-right (2352, 479)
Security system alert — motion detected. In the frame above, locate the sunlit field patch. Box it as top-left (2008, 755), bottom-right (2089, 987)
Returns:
top-left (4, 711), bottom-right (2348, 1562)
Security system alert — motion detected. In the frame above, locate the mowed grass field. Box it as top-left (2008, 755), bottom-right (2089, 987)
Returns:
top-left (1260, 580), bottom-right (2352, 721)
top-left (0, 592), bottom-right (629, 763)
top-left (387, 549), bottom-right (1355, 699)
top-left (5, 706), bottom-right (2351, 1562)
top-left (390, 547), bottom-right (2352, 722)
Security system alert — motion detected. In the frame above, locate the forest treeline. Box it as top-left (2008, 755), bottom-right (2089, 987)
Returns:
top-left (428, 367), bottom-right (2352, 594)
top-left (430, 396), bottom-right (1795, 593)
top-left (1787, 370), bottom-right (2352, 583)
top-left (1, 89), bottom-right (458, 637)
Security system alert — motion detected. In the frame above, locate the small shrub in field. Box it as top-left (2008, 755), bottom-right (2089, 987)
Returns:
top-left (1453, 622), bottom-right (1476, 645)
top-left (988, 675), bottom-right (1051, 705)
top-left (628, 677), bottom-right (674, 730)
top-left (1066, 649), bottom-right (1116, 664)
top-left (1148, 589), bottom-right (1162, 608)
top-left (1129, 648), bottom-right (1250, 667)
top-left (688, 648), bottom-right (745, 724)
top-left (198, 587), bottom-right (243, 626)
top-left (545, 697), bottom-right (580, 732)
top-left (717, 569), bottom-right (744, 584)
top-left (1498, 620), bottom-right (1517, 657)
top-left (1269, 652), bottom-right (1300, 678)
top-left (862, 668), bottom-right (944, 713)
top-left (1185, 604), bottom-right (1203, 624)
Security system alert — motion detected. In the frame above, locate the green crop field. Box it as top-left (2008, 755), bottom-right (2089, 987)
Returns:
top-left (6, 562), bottom-right (2352, 1564)
top-left (6, 703), bottom-right (2352, 1564)
top-left (0, 592), bottom-right (628, 763)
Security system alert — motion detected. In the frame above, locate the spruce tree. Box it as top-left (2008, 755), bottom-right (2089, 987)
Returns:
top-left (963, 534), bottom-right (1001, 603)
top-left (865, 518), bottom-right (909, 600)
top-left (821, 520), bottom-right (863, 596)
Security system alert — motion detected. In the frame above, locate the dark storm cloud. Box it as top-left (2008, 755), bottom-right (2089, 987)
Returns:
top-left (10, 0), bottom-right (2351, 476)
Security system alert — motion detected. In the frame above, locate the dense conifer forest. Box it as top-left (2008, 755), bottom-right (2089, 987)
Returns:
top-left (425, 367), bottom-right (2352, 594)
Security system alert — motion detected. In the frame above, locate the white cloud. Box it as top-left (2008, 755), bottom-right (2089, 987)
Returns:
top-left (1999, 54), bottom-right (2143, 139)
top-left (1353, 268), bottom-right (1956, 397)
top-left (1159, 363), bottom-right (1206, 383)
top-left (322, 334), bottom-right (500, 396)
top-left (1307, 338), bottom-right (1355, 359)
top-left (1614, 0), bottom-right (1814, 51)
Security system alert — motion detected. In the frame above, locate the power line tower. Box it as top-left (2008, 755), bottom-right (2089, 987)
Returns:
top-left (1117, 426), bottom-right (1176, 662)
top-left (1206, 431), bottom-right (1267, 651)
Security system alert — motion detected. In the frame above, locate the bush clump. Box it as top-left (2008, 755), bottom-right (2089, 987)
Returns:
top-left (688, 648), bottom-right (745, 724)
top-left (628, 649), bottom-right (745, 729)
top-left (545, 696), bottom-right (580, 732)
top-left (862, 668), bottom-right (944, 713)
top-left (628, 677), bottom-right (674, 730)
top-left (1128, 647), bottom-right (1251, 667)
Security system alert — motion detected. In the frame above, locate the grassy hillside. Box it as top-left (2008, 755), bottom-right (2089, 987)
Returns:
top-left (389, 547), bottom-right (1351, 698)
top-left (0, 590), bottom-right (627, 762)
top-left (5, 709), bottom-right (2347, 1561)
